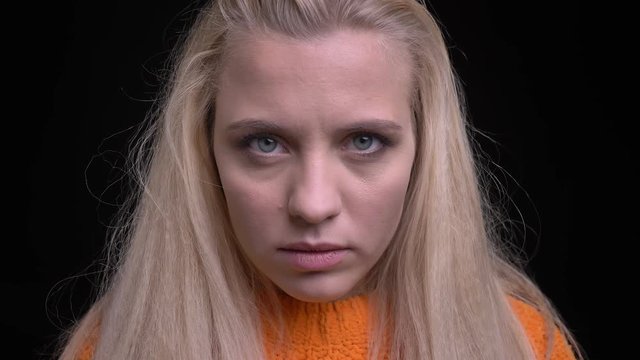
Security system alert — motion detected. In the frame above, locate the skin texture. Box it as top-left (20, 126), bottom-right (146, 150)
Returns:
top-left (213, 29), bottom-right (416, 302)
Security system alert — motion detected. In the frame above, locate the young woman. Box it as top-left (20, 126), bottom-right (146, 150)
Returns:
top-left (58, 0), bottom-right (583, 359)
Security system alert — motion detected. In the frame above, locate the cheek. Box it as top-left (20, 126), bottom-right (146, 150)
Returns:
top-left (349, 163), bottom-right (413, 248)
top-left (217, 166), bottom-right (285, 246)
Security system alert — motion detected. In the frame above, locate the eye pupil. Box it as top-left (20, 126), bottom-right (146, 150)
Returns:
top-left (353, 135), bottom-right (373, 150)
top-left (257, 137), bottom-right (277, 152)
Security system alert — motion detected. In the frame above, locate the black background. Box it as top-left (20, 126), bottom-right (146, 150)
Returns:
top-left (6, 0), bottom-right (630, 359)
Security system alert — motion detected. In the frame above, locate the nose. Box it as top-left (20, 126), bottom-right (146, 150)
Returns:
top-left (287, 156), bottom-right (342, 225)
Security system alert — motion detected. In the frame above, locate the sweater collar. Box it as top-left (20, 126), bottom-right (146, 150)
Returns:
top-left (260, 291), bottom-right (374, 359)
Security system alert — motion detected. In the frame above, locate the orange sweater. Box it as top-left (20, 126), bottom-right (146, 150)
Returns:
top-left (77, 295), bottom-right (576, 359)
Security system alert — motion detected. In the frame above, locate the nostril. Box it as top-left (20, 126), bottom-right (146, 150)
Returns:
top-left (287, 194), bottom-right (342, 225)
top-left (287, 164), bottom-right (343, 224)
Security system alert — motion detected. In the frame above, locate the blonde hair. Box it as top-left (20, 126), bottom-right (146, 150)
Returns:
top-left (58, 0), bottom-right (583, 359)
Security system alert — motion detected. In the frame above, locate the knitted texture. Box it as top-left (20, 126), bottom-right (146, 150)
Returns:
top-left (508, 297), bottom-right (576, 360)
top-left (260, 294), bottom-right (383, 359)
top-left (75, 295), bottom-right (576, 360)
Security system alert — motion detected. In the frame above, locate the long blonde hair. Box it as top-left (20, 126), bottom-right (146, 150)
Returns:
top-left (58, 0), bottom-right (582, 359)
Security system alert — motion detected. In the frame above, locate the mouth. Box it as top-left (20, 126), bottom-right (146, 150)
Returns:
top-left (279, 242), bottom-right (349, 252)
top-left (278, 248), bottom-right (349, 271)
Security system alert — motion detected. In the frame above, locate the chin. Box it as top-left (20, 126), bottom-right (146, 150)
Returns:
top-left (285, 291), bottom-right (345, 303)
top-left (274, 273), bottom-right (361, 303)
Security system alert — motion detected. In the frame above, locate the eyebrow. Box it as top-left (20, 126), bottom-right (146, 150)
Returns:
top-left (225, 118), bottom-right (403, 134)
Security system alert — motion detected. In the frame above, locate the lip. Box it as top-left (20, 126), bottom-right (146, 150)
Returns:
top-left (279, 242), bottom-right (349, 252)
top-left (279, 248), bottom-right (349, 271)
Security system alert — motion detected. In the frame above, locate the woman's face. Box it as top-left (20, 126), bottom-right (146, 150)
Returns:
top-left (213, 29), bottom-right (415, 302)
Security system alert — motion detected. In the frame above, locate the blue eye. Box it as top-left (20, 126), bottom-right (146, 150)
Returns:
top-left (239, 133), bottom-right (285, 156)
top-left (352, 135), bottom-right (374, 150)
top-left (345, 133), bottom-right (393, 159)
top-left (255, 136), bottom-right (278, 153)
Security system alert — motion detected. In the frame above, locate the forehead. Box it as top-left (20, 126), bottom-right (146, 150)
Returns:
top-left (216, 29), bottom-right (413, 130)
top-left (221, 29), bottom-right (410, 86)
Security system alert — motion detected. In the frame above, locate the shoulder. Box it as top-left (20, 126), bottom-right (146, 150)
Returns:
top-left (75, 329), bottom-right (97, 360)
top-left (57, 314), bottom-right (100, 360)
top-left (507, 296), bottom-right (577, 360)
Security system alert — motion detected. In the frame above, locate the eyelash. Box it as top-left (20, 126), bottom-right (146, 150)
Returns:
top-left (238, 132), bottom-right (393, 159)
